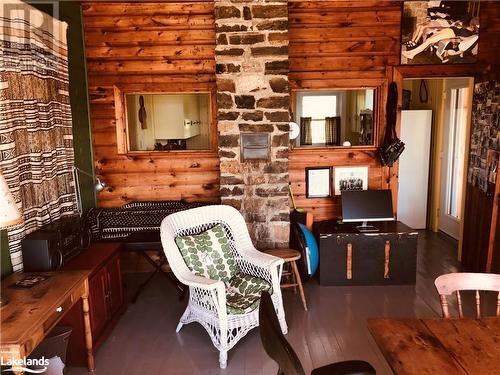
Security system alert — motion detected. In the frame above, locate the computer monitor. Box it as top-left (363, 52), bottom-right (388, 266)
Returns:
top-left (341, 190), bottom-right (394, 232)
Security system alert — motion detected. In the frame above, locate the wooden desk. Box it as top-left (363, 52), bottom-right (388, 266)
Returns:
top-left (368, 317), bottom-right (500, 375)
top-left (1, 271), bottom-right (94, 372)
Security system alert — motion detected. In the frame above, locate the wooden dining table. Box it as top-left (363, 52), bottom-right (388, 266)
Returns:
top-left (368, 317), bottom-right (500, 375)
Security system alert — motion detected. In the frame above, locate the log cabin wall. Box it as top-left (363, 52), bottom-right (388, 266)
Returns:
top-left (82, 0), bottom-right (499, 223)
top-left (82, 2), bottom-right (220, 207)
top-left (288, 0), bottom-right (499, 221)
top-left (288, 0), bottom-right (400, 221)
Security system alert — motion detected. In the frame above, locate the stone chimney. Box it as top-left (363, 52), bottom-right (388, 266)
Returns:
top-left (214, 0), bottom-right (290, 249)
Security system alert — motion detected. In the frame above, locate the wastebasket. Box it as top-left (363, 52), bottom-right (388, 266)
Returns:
top-left (29, 326), bottom-right (72, 365)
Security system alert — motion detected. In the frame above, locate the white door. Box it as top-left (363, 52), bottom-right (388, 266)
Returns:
top-left (439, 79), bottom-right (470, 239)
top-left (398, 110), bottom-right (432, 229)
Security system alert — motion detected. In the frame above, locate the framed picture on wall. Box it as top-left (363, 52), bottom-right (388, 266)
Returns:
top-left (333, 166), bottom-right (368, 196)
top-left (401, 1), bottom-right (480, 65)
top-left (306, 167), bottom-right (332, 198)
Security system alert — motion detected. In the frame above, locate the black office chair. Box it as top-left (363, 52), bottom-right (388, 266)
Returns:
top-left (259, 291), bottom-right (376, 375)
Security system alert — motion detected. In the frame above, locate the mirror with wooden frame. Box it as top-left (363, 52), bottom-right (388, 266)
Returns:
top-left (113, 87), bottom-right (215, 154)
top-left (293, 89), bottom-right (376, 148)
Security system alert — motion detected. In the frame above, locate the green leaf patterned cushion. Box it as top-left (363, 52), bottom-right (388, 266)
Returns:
top-left (226, 273), bottom-right (272, 314)
top-left (175, 224), bottom-right (239, 283)
top-left (226, 292), bottom-right (262, 315)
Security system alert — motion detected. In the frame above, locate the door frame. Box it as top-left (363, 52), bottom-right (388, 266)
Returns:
top-left (438, 78), bottom-right (474, 244)
top-left (392, 65), bottom-right (475, 261)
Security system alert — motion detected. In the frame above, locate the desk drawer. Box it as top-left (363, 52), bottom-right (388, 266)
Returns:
top-left (43, 295), bottom-right (74, 333)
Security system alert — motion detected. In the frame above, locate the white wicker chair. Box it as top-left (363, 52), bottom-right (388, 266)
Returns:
top-left (160, 205), bottom-right (288, 368)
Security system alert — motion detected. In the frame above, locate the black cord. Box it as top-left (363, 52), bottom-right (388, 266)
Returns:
top-left (419, 79), bottom-right (428, 104)
top-left (386, 82), bottom-right (398, 143)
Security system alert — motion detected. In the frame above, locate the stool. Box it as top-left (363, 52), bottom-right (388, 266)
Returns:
top-left (264, 248), bottom-right (307, 311)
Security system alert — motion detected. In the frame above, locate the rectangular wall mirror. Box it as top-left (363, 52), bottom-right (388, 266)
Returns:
top-left (125, 92), bottom-right (212, 151)
top-left (294, 89), bottom-right (376, 147)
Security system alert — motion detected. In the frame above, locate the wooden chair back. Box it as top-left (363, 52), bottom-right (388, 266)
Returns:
top-left (434, 272), bottom-right (500, 318)
top-left (259, 291), bottom-right (306, 375)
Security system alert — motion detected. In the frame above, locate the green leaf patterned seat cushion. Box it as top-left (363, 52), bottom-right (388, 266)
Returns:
top-left (175, 223), bottom-right (239, 283)
top-left (226, 273), bottom-right (272, 314)
top-left (175, 224), bottom-right (271, 314)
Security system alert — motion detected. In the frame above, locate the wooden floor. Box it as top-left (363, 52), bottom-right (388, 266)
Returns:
top-left (67, 231), bottom-right (472, 375)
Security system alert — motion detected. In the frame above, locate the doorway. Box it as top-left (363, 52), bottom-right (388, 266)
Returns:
top-left (439, 79), bottom-right (471, 239)
top-left (399, 77), bottom-right (473, 243)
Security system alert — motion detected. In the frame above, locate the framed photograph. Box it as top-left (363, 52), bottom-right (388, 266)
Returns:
top-left (306, 167), bottom-right (332, 198)
top-left (401, 1), bottom-right (480, 65)
top-left (334, 166), bottom-right (368, 196)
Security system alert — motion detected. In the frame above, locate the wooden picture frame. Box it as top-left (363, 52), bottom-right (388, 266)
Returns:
top-left (306, 167), bottom-right (332, 198)
top-left (333, 166), bottom-right (369, 196)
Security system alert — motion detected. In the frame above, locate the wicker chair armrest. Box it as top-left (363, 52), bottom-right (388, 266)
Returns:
top-left (177, 270), bottom-right (225, 291)
top-left (235, 249), bottom-right (284, 286)
top-left (238, 247), bottom-right (284, 269)
top-left (187, 276), bottom-right (228, 316)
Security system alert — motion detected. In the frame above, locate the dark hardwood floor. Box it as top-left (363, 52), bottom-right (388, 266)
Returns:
top-left (67, 231), bottom-right (487, 375)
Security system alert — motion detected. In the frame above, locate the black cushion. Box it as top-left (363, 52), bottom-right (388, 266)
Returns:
top-left (85, 201), bottom-right (211, 241)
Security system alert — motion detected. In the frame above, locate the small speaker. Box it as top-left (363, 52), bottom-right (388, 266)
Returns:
top-left (21, 216), bottom-right (90, 272)
top-left (22, 231), bottom-right (63, 272)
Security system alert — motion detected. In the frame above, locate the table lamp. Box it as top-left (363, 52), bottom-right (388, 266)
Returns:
top-left (0, 171), bottom-right (23, 307)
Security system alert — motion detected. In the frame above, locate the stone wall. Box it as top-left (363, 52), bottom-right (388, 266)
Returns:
top-left (214, 0), bottom-right (290, 249)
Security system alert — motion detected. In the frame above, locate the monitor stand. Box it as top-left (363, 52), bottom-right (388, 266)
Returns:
top-left (356, 221), bottom-right (379, 233)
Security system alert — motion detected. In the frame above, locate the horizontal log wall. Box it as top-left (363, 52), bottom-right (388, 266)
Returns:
top-left (288, 0), bottom-right (400, 221)
top-left (82, 0), bottom-right (499, 218)
top-left (288, 0), bottom-right (499, 221)
top-left (83, 2), bottom-right (220, 207)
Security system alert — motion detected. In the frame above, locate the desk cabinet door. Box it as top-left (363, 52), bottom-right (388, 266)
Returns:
top-left (106, 254), bottom-right (123, 316)
top-left (89, 268), bottom-right (108, 339)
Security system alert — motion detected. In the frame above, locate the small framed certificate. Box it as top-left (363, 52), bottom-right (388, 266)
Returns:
top-left (305, 167), bottom-right (332, 198)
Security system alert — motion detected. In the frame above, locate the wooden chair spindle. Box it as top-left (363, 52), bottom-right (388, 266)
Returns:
top-left (440, 294), bottom-right (450, 318)
top-left (475, 290), bottom-right (481, 318)
top-left (456, 291), bottom-right (463, 318)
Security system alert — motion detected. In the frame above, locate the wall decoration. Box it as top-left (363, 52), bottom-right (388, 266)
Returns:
top-left (138, 95), bottom-right (147, 129)
top-left (0, 2), bottom-right (77, 271)
top-left (401, 1), bottom-right (480, 65)
top-left (468, 81), bottom-right (500, 192)
top-left (334, 166), bottom-right (369, 196)
top-left (306, 167), bottom-right (332, 198)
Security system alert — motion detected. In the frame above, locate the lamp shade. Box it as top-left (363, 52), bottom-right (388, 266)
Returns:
top-left (0, 172), bottom-right (23, 228)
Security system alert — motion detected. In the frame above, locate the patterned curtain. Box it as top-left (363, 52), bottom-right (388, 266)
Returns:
top-left (0, 2), bottom-right (77, 271)
top-left (300, 117), bottom-right (312, 145)
top-left (325, 116), bottom-right (341, 146)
